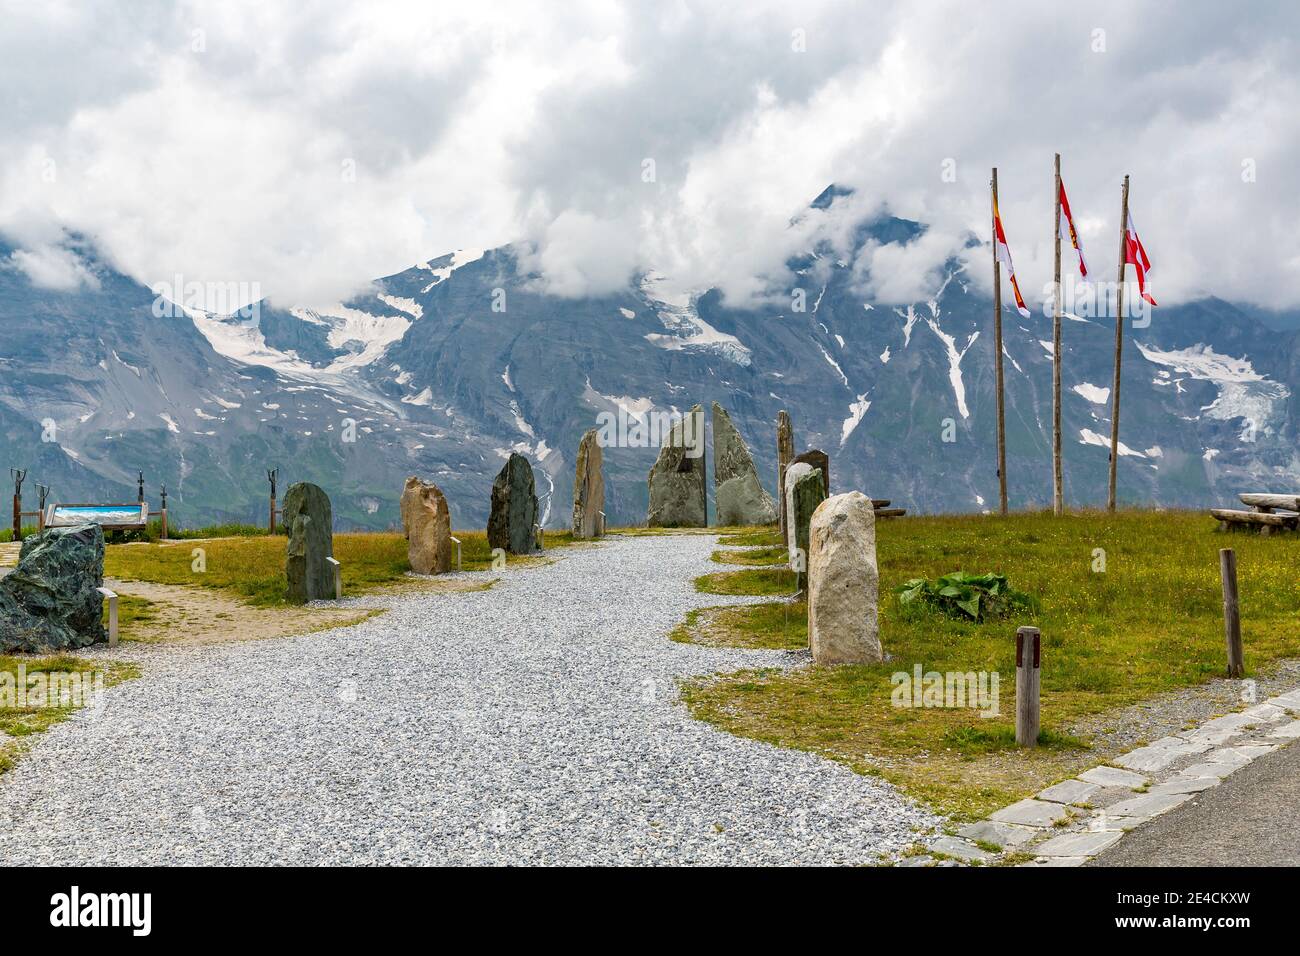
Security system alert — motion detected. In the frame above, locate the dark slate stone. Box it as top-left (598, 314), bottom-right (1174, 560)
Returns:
top-left (646, 405), bottom-right (707, 527)
top-left (790, 467), bottom-right (827, 591)
top-left (793, 449), bottom-right (830, 495)
top-left (488, 453), bottom-right (538, 554)
top-left (283, 482), bottom-right (335, 603)
top-left (0, 524), bottom-right (106, 653)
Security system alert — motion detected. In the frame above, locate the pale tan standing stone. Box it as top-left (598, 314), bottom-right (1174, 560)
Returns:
top-left (400, 476), bottom-right (452, 574)
top-left (571, 429), bottom-right (605, 538)
top-left (807, 491), bottom-right (881, 665)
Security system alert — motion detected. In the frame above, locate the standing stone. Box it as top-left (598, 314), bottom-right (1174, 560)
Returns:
top-left (808, 492), bottom-right (881, 665)
top-left (785, 463), bottom-right (826, 591)
top-left (712, 402), bottom-right (777, 526)
top-left (0, 524), bottom-right (106, 653)
top-left (793, 449), bottom-right (830, 495)
top-left (283, 482), bottom-right (335, 603)
top-left (400, 476), bottom-right (452, 574)
top-left (646, 404), bottom-right (706, 527)
top-left (571, 429), bottom-right (605, 538)
top-left (488, 452), bottom-right (538, 554)
top-left (776, 410), bottom-right (794, 536)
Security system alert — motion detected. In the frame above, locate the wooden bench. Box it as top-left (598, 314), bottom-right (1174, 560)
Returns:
top-left (1212, 492), bottom-right (1300, 534)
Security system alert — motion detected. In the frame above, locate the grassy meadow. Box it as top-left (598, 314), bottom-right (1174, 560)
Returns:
top-left (681, 509), bottom-right (1300, 819)
top-left (105, 529), bottom-right (576, 607)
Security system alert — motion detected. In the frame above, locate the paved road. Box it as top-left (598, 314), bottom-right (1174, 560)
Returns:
top-left (0, 535), bottom-right (936, 865)
top-left (1091, 738), bottom-right (1300, 866)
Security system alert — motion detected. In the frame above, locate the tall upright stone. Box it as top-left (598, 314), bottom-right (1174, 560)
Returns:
top-left (283, 482), bottom-right (335, 603)
top-left (712, 402), bottom-right (777, 527)
top-left (785, 462), bottom-right (826, 591)
top-left (776, 410), bottom-right (794, 536)
top-left (646, 404), bottom-right (706, 528)
top-left (0, 524), bottom-right (106, 653)
top-left (808, 492), bottom-right (881, 665)
top-left (792, 449), bottom-right (830, 495)
top-left (488, 452), bottom-right (538, 554)
top-left (400, 476), bottom-right (452, 574)
top-left (571, 429), bottom-right (605, 538)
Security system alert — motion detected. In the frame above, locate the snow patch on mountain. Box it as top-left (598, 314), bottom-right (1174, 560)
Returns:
top-left (419, 248), bottom-right (485, 293)
top-left (640, 274), bottom-right (751, 366)
top-left (1079, 428), bottom-right (1145, 457)
top-left (1073, 382), bottom-right (1110, 404)
top-left (1136, 342), bottom-right (1290, 441)
top-left (927, 320), bottom-right (979, 419)
top-left (841, 394), bottom-right (871, 446)
top-left (819, 345), bottom-right (849, 388)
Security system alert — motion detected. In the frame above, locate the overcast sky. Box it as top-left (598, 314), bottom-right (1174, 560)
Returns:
top-left (2, 0), bottom-right (1297, 311)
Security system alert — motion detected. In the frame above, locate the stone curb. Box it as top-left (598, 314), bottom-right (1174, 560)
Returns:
top-left (910, 692), bottom-right (1300, 868)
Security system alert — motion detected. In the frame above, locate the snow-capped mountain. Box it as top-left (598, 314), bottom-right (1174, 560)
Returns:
top-left (3, 187), bottom-right (1297, 530)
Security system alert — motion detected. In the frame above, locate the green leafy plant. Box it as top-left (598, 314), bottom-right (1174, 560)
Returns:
top-left (895, 571), bottom-right (1036, 622)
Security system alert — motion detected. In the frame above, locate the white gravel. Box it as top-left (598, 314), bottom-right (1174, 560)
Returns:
top-left (0, 534), bottom-right (939, 865)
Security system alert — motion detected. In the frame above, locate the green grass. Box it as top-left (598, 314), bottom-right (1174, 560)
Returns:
top-left (672, 601), bottom-right (807, 650)
top-left (0, 526), bottom-right (38, 543)
top-left (681, 509), bottom-right (1300, 819)
top-left (107, 593), bottom-right (160, 640)
top-left (710, 546), bottom-right (788, 566)
top-left (694, 566), bottom-right (797, 595)
top-left (104, 529), bottom-right (577, 607)
top-left (716, 529), bottom-right (783, 547)
top-left (1, 654), bottom-right (140, 771)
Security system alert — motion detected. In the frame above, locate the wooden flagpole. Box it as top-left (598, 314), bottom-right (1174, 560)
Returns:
top-left (1107, 175), bottom-right (1131, 513)
top-left (1052, 153), bottom-right (1063, 516)
top-left (992, 168), bottom-right (1008, 516)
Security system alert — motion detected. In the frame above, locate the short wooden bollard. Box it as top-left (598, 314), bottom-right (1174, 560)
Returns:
top-left (1220, 548), bottom-right (1244, 678)
top-left (97, 587), bottom-right (119, 647)
top-left (1015, 625), bottom-right (1041, 747)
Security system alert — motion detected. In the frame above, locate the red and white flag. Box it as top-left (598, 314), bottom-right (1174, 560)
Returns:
top-left (1124, 209), bottom-right (1157, 306)
top-left (1058, 178), bottom-right (1089, 280)
top-left (993, 197), bottom-right (1031, 318)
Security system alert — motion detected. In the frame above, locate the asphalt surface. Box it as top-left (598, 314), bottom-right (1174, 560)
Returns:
top-left (1091, 739), bottom-right (1300, 866)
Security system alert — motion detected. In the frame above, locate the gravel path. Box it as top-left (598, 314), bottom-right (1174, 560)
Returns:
top-left (0, 535), bottom-right (938, 865)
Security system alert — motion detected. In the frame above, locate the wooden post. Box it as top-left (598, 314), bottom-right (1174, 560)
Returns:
top-left (1015, 625), bottom-right (1041, 747)
top-left (1052, 153), bottom-right (1064, 516)
top-left (10, 468), bottom-right (25, 541)
top-left (267, 467), bottom-right (279, 533)
top-left (160, 509), bottom-right (168, 541)
top-left (991, 169), bottom-right (1008, 516)
top-left (1107, 175), bottom-right (1130, 512)
top-left (776, 410), bottom-right (793, 536)
top-left (1220, 548), bottom-right (1244, 678)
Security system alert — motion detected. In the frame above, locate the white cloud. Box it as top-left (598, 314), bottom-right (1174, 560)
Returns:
top-left (0, 0), bottom-right (1297, 308)
top-left (6, 244), bottom-right (100, 291)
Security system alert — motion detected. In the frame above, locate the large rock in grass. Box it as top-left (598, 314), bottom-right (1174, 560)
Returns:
top-left (646, 405), bottom-right (706, 527)
top-left (0, 524), bottom-right (106, 653)
top-left (488, 452), bottom-right (538, 554)
top-left (571, 429), bottom-right (605, 538)
top-left (712, 402), bottom-right (777, 527)
top-left (283, 482), bottom-right (335, 603)
top-left (400, 476), bottom-right (452, 574)
top-left (785, 462), bottom-right (826, 589)
top-left (776, 410), bottom-right (794, 535)
top-left (807, 492), bottom-right (881, 665)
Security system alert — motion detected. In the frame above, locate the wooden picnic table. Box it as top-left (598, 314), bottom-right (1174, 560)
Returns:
top-left (1211, 493), bottom-right (1300, 534)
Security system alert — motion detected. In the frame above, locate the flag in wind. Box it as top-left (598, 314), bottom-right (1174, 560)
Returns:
top-left (993, 197), bottom-right (1031, 317)
top-left (1124, 209), bottom-right (1157, 306)
top-left (1058, 179), bottom-right (1089, 280)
